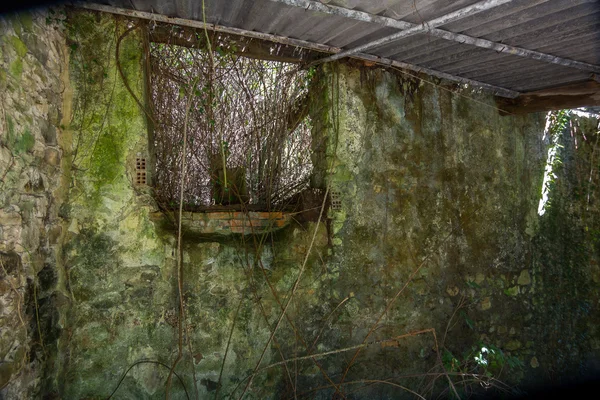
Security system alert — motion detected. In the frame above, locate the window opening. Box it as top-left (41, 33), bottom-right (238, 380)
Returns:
top-left (149, 28), bottom-right (315, 212)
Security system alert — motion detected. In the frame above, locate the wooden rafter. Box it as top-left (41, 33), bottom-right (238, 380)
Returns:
top-left (496, 80), bottom-right (600, 115)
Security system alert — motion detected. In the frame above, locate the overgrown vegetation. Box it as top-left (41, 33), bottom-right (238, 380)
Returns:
top-left (537, 110), bottom-right (570, 216)
top-left (532, 109), bottom-right (600, 382)
top-left (149, 27), bottom-right (314, 210)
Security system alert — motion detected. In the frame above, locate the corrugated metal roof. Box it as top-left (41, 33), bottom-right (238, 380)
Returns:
top-left (93, 0), bottom-right (600, 96)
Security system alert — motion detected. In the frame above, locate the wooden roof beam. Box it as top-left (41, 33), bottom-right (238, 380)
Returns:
top-left (148, 24), bottom-right (323, 63)
top-left (496, 80), bottom-right (600, 115)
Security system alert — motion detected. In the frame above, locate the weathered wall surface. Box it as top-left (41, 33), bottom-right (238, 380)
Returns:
top-left (54, 10), bottom-right (171, 399)
top-left (52, 13), bottom-right (330, 400)
top-left (313, 64), bottom-right (600, 397)
top-left (1, 8), bottom-right (600, 400)
top-left (311, 64), bottom-right (547, 396)
top-left (0, 10), bottom-right (68, 397)
top-left (529, 112), bottom-right (600, 383)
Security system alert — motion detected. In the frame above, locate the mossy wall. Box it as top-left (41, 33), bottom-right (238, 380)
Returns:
top-left (1, 7), bottom-right (599, 400)
top-left (51, 10), bottom-right (330, 400)
top-left (311, 64), bottom-right (600, 396)
top-left (308, 64), bottom-right (547, 397)
top-left (56, 9), bottom-right (172, 399)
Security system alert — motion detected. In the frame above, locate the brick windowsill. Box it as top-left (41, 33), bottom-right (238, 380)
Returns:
top-left (154, 210), bottom-right (292, 235)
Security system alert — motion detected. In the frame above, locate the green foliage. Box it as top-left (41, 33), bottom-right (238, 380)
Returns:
top-left (461, 311), bottom-right (475, 330)
top-left (443, 341), bottom-right (524, 397)
top-left (532, 110), bottom-right (600, 376)
top-left (442, 348), bottom-right (460, 372)
top-left (45, 8), bottom-right (66, 27)
top-left (539, 110), bottom-right (570, 213)
top-left (465, 280), bottom-right (481, 289)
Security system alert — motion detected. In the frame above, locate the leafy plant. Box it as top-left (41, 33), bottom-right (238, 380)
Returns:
top-left (442, 341), bottom-right (523, 398)
top-left (538, 110), bottom-right (571, 215)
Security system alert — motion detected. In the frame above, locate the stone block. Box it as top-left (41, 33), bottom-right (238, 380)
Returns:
top-left (506, 340), bottom-right (521, 351)
top-left (480, 297), bottom-right (491, 311)
top-left (44, 147), bottom-right (60, 166)
top-left (230, 226), bottom-right (248, 234)
top-left (0, 251), bottom-right (21, 275)
top-left (201, 225), bottom-right (216, 234)
top-left (0, 209), bottom-right (21, 226)
top-left (48, 225), bottom-right (62, 245)
top-left (192, 212), bottom-right (204, 221)
top-left (207, 212), bottom-right (233, 220)
top-left (517, 270), bottom-right (531, 286)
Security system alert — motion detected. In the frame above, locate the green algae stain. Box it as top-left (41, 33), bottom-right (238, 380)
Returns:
top-left (9, 58), bottom-right (23, 78)
top-left (8, 36), bottom-right (27, 58)
top-left (89, 129), bottom-right (125, 188)
top-left (4, 116), bottom-right (35, 154)
top-left (6, 116), bottom-right (15, 139)
top-left (66, 11), bottom-right (146, 209)
top-left (14, 129), bottom-right (35, 154)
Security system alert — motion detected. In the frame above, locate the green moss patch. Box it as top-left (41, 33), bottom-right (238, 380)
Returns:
top-left (8, 35), bottom-right (27, 58)
top-left (9, 58), bottom-right (23, 78)
top-left (14, 129), bottom-right (35, 154)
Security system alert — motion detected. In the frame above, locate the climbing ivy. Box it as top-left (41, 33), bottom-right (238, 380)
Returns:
top-left (532, 109), bottom-right (600, 382)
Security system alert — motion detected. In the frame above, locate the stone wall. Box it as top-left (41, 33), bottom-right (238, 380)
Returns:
top-left (0, 9), bottom-right (68, 397)
top-left (311, 64), bottom-right (599, 397)
top-left (1, 7), bottom-right (599, 400)
top-left (309, 63), bottom-right (548, 396)
top-left (529, 111), bottom-right (600, 384)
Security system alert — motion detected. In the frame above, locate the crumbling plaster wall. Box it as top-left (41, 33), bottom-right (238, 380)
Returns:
top-left (1, 7), bottom-right (599, 400)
